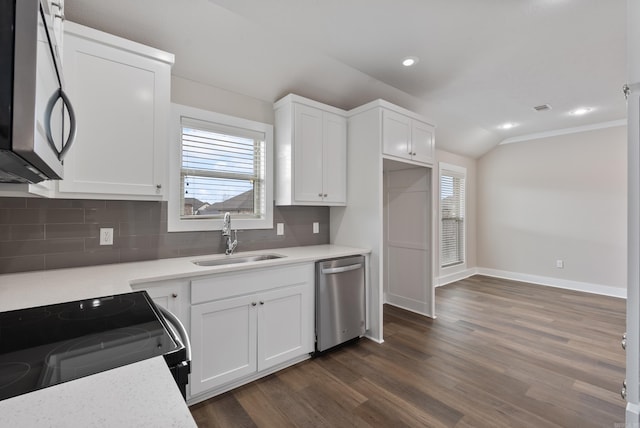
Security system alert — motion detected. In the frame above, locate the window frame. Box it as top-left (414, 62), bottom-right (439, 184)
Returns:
top-left (168, 103), bottom-right (273, 232)
top-left (439, 162), bottom-right (466, 270)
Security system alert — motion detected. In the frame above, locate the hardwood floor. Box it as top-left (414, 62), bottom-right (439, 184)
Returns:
top-left (189, 275), bottom-right (626, 427)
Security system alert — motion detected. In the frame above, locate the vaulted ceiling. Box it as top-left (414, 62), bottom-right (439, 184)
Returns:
top-left (66, 0), bottom-right (626, 158)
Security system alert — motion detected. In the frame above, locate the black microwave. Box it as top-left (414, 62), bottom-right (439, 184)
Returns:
top-left (0, 0), bottom-right (76, 184)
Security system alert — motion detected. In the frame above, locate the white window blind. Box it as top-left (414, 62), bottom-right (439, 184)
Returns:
top-left (441, 169), bottom-right (465, 267)
top-left (180, 118), bottom-right (266, 220)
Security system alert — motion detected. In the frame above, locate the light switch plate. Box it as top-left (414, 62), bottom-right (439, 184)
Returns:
top-left (276, 223), bottom-right (284, 236)
top-left (313, 222), bottom-right (319, 234)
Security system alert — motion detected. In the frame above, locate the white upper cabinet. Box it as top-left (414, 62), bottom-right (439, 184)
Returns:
top-left (382, 108), bottom-right (435, 166)
top-left (275, 94), bottom-right (347, 206)
top-left (58, 22), bottom-right (174, 199)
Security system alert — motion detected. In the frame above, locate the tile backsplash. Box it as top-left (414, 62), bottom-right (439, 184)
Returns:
top-left (0, 198), bottom-right (329, 274)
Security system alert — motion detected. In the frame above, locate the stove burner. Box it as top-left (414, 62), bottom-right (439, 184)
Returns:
top-left (0, 308), bottom-right (51, 328)
top-left (57, 297), bottom-right (135, 321)
top-left (0, 362), bottom-right (31, 390)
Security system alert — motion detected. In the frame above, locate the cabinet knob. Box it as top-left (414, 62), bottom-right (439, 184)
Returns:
top-left (156, 184), bottom-right (162, 190)
top-left (622, 339), bottom-right (627, 350)
top-left (323, 193), bottom-right (328, 198)
top-left (622, 387), bottom-right (627, 400)
top-left (318, 193), bottom-right (323, 197)
top-left (259, 301), bottom-right (264, 305)
top-left (251, 302), bottom-right (257, 306)
top-left (54, 13), bottom-right (65, 21)
top-left (171, 293), bottom-right (178, 298)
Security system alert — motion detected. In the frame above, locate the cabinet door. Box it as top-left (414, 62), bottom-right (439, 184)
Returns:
top-left (294, 104), bottom-right (324, 202)
top-left (190, 295), bottom-right (257, 395)
top-left (322, 112), bottom-right (347, 204)
top-left (135, 282), bottom-right (189, 328)
top-left (382, 109), bottom-right (412, 160)
top-left (60, 29), bottom-right (169, 197)
top-left (257, 283), bottom-right (313, 371)
top-left (411, 120), bottom-right (435, 165)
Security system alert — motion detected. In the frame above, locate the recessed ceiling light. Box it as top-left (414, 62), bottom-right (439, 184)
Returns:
top-left (569, 107), bottom-right (593, 116)
top-left (402, 56), bottom-right (419, 67)
top-left (499, 122), bottom-right (517, 130)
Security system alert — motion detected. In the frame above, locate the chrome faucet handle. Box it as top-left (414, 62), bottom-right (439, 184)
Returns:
top-left (222, 212), bottom-right (231, 236)
top-left (225, 230), bottom-right (238, 255)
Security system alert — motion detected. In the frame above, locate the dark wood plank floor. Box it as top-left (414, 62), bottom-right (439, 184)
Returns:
top-left (189, 275), bottom-right (626, 427)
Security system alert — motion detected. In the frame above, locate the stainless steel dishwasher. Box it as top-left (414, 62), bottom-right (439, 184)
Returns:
top-left (316, 255), bottom-right (366, 352)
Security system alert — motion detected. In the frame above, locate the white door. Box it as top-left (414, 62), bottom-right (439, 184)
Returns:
top-left (322, 112), bottom-right (347, 204)
top-left (382, 109), bottom-right (411, 160)
top-left (411, 120), bottom-right (435, 165)
top-left (190, 295), bottom-right (257, 395)
top-left (257, 284), bottom-right (313, 371)
top-left (294, 104), bottom-right (324, 202)
top-left (384, 167), bottom-right (433, 316)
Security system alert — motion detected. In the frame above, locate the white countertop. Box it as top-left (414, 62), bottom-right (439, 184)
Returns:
top-left (0, 244), bottom-right (369, 312)
top-left (0, 357), bottom-right (196, 428)
top-left (0, 244), bottom-right (369, 427)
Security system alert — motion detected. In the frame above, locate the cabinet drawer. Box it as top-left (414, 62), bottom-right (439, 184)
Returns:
top-left (191, 264), bottom-right (313, 304)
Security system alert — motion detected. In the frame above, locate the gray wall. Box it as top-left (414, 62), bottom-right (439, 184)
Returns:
top-left (0, 198), bottom-right (329, 274)
top-left (477, 125), bottom-right (627, 289)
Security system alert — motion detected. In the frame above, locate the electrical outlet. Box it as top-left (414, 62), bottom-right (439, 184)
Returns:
top-left (276, 223), bottom-right (284, 236)
top-left (100, 228), bottom-right (114, 246)
top-left (313, 222), bottom-right (319, 234)
top-left (556, 259), bottom-right (564, 269)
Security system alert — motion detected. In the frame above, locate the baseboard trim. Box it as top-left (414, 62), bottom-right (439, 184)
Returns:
top-left (475, 268), bottom-right (627, 299)
top-left (436, 268), bottom-right (479, 287)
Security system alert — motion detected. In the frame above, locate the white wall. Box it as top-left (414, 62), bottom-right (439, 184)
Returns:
top-left (171, 76), bottom-right (274, 125)
top-left (476, 125), bottom-right (627, 294)
top-left (435, 149), bottom-right (477, 284)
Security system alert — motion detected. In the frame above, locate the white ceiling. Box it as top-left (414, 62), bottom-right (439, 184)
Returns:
top-left (65, 0), bottom-right (626, 158)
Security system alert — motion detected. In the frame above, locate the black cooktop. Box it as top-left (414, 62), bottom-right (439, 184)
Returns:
top-left (0, 291), bottom-right (181, 401)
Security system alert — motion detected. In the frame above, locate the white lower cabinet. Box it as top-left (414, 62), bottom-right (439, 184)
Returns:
top-left (189, 264), bottom-right (314, 399)
top-left (131, 280), bottom-right (190, 329)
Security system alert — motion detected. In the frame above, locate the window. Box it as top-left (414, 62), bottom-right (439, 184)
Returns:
top-left (440, 163), bottom-right (466, 268)
top-left (169, 104), bottom-right (273, 232)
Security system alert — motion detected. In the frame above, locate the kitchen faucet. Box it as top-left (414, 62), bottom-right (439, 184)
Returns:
top-left (222, 212), bottom-right (238, 255)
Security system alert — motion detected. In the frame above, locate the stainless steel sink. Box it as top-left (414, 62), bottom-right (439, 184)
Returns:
top-left (192, 254), bottom-right (285, 267)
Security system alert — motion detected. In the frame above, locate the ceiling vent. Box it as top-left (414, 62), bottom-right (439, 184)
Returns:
top-left (533, 104), bottom-right (552, 112)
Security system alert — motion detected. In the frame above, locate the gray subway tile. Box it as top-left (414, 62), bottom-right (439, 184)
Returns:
top-left (12, 225), bottom-right (45, 241)
top-left (0, 255), bottom-right (45, 273)
top-left (0, 225), bottom-right (10, 241)
top-left (0, 198), bottom-right (27, 209)
top-left (45, 249), bottom-right (121, 270)
top-left (46, 224), bottom-right (98, 239)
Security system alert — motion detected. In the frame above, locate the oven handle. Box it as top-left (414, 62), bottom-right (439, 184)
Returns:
top-left (158, 305), bottom-right (191, 362)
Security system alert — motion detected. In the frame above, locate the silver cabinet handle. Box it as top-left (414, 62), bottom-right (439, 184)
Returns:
top-left (54, 13), bottom-right (65, 21)
top-left (321, 263), bottom-right (363, 275)
top-left (622, 332), bottom-right (627, 350)
top-left (622, 387), bottom-right (627, 400)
